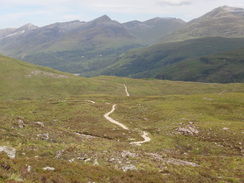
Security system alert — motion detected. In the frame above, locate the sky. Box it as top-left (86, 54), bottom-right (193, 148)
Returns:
top-left (0, 0), bottom-right (244, 29)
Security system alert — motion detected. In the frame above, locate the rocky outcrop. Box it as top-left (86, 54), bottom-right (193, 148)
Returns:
top-left (0, 146), bottom-right (16, 159)
top-left (176, 125), bottom-right (199, 136)
top-left (121, 164), bottom-right (138, 172)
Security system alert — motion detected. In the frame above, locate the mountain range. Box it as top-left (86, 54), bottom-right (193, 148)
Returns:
top-left (0, 5), bottom-right (244, 83)
top-left (1, 6), bottom-right (244, 182)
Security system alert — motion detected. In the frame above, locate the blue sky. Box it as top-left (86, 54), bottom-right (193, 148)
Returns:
top-left (0, 0), bottom-right (244, 28)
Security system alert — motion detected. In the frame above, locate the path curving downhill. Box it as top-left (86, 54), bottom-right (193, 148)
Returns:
top-left (130, 131), bottom-right (151, 146)
top-left (104, 104), bottom-right (129, 130)
top-left (103, 84), bottom-right (151, 145)
top-left (104, 103), bottom-right (151, 145)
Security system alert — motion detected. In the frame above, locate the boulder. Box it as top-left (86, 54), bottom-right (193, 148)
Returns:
top-left (0, 146), bottom-right (16, 159)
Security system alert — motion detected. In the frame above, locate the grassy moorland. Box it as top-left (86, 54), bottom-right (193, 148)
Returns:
top-left (0, 93), bottom-right (243, 182)
top-left (0, 55), bottom-right (243, 182)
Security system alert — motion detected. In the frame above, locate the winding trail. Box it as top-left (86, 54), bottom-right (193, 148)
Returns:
top-left (104, 104), bottom-right (129, 130)
top-left (130, 131), bottom-right (151, 146)
top-left (123, 84), bottom-right (130, 96)
top-left (103, 84), bottom-right (151, 145)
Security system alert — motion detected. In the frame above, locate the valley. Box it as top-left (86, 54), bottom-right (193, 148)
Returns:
top-left (0, 4), bottom-right (244, 183)
top-left (0, 55), bottom-right (243, 182)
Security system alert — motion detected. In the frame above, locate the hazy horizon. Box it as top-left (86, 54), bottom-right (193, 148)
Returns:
top-left (0, 0), bottom-right (244, 29)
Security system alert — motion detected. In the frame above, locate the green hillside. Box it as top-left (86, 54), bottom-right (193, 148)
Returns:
top-left (1, 54), bottom-right (244, 99)
top-left (0, 55), bottom-right (127, 99)
top-left (0, 55), bottom-right (244, 182)
top-left (156, 48), bottom-right (244, 83)
top-left (101, 37), bottom-right (244, 83)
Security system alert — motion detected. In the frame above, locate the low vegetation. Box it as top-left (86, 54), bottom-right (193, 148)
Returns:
top-left (101, 37), bottom-right (244, 83)
top-left (0, 55), bottom-right (243, 182)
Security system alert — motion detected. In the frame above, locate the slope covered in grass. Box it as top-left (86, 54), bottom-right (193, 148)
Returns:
top-left (156, 48), bottom-right (244, 83)
top-left (0, 55), bottom-right (243, 182)
top-left (101, 37), bottom-right (244, 83)
top-left (0, 55), bottom-right (126, 99)
top-left (0, 92), bottom-right (243, 182)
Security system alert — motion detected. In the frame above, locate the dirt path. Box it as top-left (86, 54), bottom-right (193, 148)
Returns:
top-left (103, 84), bottom-right (152, 145)
top-left (104, 104), bottom-right (151, 145)
top-left (130, 131), bottom-right (151, 146)
top-left (104, 104), bottom-right (129, 130)
top-left (123, 84), bottom-right (130, 96)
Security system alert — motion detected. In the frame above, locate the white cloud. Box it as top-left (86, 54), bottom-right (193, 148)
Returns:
top-left (0, 0), bottom-right (244, 28)
top-left (157, 0), bottom-right (193, 6)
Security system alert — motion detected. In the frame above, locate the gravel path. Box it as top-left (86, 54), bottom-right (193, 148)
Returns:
top-left (130, 131), bottom-right (151, 146)
top-left (104, 104), bottom-right (129, 130)
top-left (103, 84), bottom-right (151, 145)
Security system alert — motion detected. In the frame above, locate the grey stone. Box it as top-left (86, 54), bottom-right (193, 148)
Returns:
top-left (0, 146), bottom-right (16, 159)
top-left (121, 164), bottom-right (138, 172)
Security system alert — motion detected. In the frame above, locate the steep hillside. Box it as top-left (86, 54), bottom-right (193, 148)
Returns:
top-left (101, 37), bottom-right (244, 83)
top-left (0, 16), bottom-right (185, 77)
top-left (1, 54), bottom-right (243, 99)
top-left (0, 16), bottom-right (142, 77)
top-left (156, 48), bottom-right (244, 83)
top-left (163, 6), bottom-right (244, 42)
top-left (0, 55), bottom-right (127, 99)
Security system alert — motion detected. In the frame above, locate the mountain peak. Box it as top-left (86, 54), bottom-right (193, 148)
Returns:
top-left (18, 23), bottom-right (38, 31)
top-left (206, 5), bottom-right (244, 17)
top-left (93, 15), bottom-right (112, 23)
top-left (220, 5), bottom-right (244, 12)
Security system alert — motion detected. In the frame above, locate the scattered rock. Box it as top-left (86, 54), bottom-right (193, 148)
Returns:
top-left (223, 127), bottom-right (229, 130)
top-left (84, 100), bottom-right (96, 104)
top-left (0, 146), bottom-right (16, 159)
top-left (164, 158), bottom-right (199, 167)
top-left (55, 150), bottom-right (64, 158)
top-left (93, 159), bottom-right (99, 165)
top-left (203, 97), bottom-right (213, 101)
top-left (108, 158), bottom-right (115, 163)
top-left (84, 158), bottom-right (91, 163)
top-left (77, 157), bottom-right (86, 161)
top-left (177, 125), bottom-right (199, 136)
top-left (159, 167), bottom-right (170, 174)
top-left (69, 158), bottom-right (75, 162)
top-left (17, 119), bottom-right (25, 128)
top-left (146, 153), bottom-right (164, 160)
top-left (27, 165), bottom-right (32, 172)
top-left (121, 164), bottom-right (138, 172)
top-left (43, 167), bottom-right (55, 171)
top-left (34, 122), bottom-right (45, 128)
top-left (37, 133), bottom-right (49, 140)
top-left (121, 151), bottom-right (137, 158)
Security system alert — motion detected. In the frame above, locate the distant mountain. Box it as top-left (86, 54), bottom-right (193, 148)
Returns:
top-left (101, 37), bottom-right (244, 83)
top-left (0, 28), bottom-right (16, 38)
top-left (163, 6), bottom-right (244, 42)
top-left (0, 15), bottom-right (185, 76)
top-left (123, 17), bottom-right (185, 44)
top-left (0, 6), bottom-right (244, 81)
